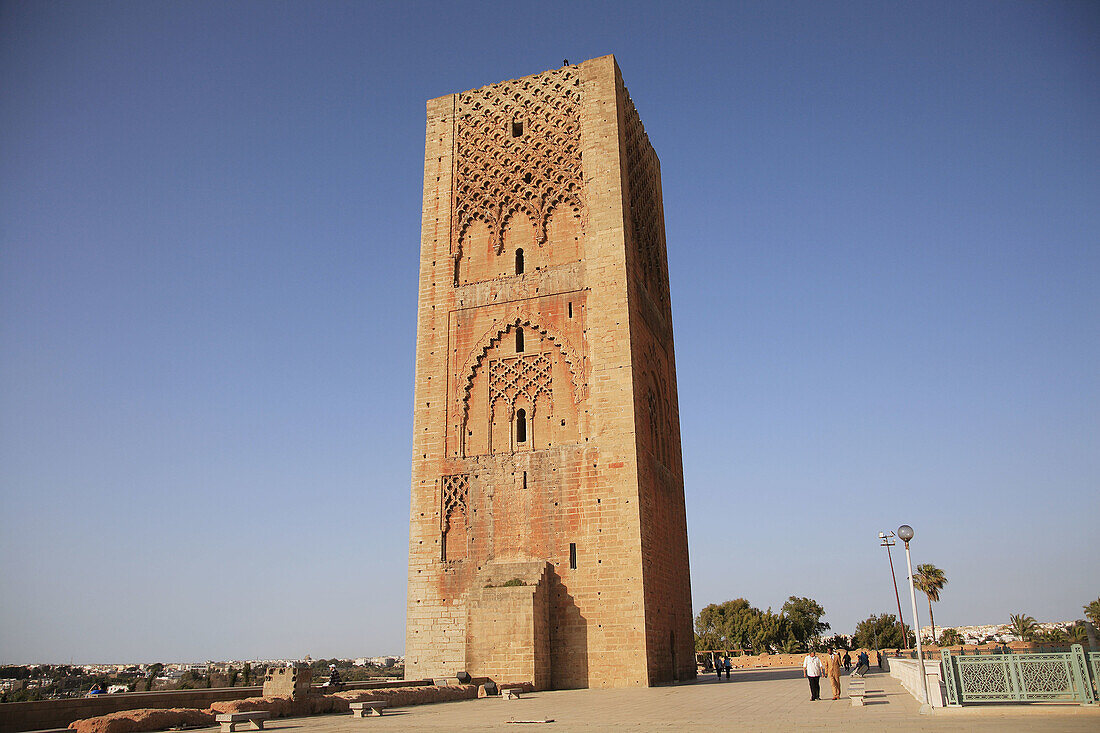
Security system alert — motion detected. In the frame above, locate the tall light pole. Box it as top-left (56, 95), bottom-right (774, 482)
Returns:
top-left (879, 531), bottom-right (909, 649)
top-left (898, 524), bottom-right (933, 714)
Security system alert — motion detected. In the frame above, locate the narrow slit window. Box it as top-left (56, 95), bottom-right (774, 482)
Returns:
top-left (515, 248), bottom-right (524, 275)
top-left (568, 302), bottom-right (573, 318)
top-left (569, 542), bottom-right (577, 569)
top-left (516, 409), bottom-right (527, 442)
top-left (516, 326), bottom-right (524, 352)
top-left (512, 119), bottom-right (523, 137)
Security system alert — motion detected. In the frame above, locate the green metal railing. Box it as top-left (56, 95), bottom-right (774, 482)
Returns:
top-left (942, 644), bottom-right (1096, 706)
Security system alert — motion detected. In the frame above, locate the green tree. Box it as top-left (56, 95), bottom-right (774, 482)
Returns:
top-left (938, 628), bottom-right (963, 646)
top-left (1068, 624), bottom-right (1088, 643)
top-left (694, 601), bottom-right (732, 649)
top-left (1039, 627), bottom-right (1067, 643)
top-left (853, 613), bottom-right (913, 649)
top-left (1009, 613), bottom-right (1037, 641)
top-left (748, 608), bottom-right (788, 653)
top-left (913, 564), bottom-right (948, 644)
top-left (694, 598), bottom-right (795, 654)
top-left (694, 599), bottom-right (756, 650)
top-left (242, 662), bottom-right (252, 686)
top-left (779, 637), bottom-right (802, 654)
top-left (781, 596), bottom-right (830, 649)
top-left (0, 667), bottom-right (30, 680)
top-left (146, 663), bottom-right (164, 690)
top-left (1084, 598), bottom-right (1100, 629)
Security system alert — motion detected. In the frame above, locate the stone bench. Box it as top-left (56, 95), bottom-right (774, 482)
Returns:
top-left (349, 701), bottom-right (389, 717)
top-left (848, 680), bottom-right (866, 707)
top-left (215, 712), bottom-right (270, 733)
top-left (501, 686), bottom-right (523, 700)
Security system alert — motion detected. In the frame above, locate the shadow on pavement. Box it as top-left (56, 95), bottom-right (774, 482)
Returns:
top-left (722, 668), bottom-right (805, 683)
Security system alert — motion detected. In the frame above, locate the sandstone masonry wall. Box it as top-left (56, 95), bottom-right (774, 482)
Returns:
top-left (405, 55), bottom-right (693, 689)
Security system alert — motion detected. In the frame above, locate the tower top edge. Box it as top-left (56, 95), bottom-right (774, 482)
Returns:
top-left (426, 54), bottom-right (618, 106)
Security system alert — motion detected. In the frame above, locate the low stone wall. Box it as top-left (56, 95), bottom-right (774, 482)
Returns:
top-left (67, 708), bottom-right (215, 733)
top-left (0, 680), bottom-right (428, 733)
top-left (0, 689), bottom-right (260, 733)
top-left (889, 658), bottom-right (946, 707)
top-left (64, 683), bottom-right (530, 733)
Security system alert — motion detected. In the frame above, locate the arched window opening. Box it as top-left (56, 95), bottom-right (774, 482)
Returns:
top-left (516, 327), bottom-right (524, 353)
top-left (516, 409), bottom-right (527, 443)
top-left (515, 248), bottom-right (524, 275)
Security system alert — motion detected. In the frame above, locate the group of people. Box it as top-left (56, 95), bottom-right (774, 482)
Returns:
top-left (802, 649), bottom-right (876, 700)
top-left (712, 655), bottom-right (732, 680)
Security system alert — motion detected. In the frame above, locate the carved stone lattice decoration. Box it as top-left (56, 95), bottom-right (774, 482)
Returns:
top-left (453, 66), bottom-right (584, 255)
top-left (489, 353), bottom-right (553, 415)
top-left (646, 386), bottom-right (671, 467)
top-left (441, 473), bottom-right (469, 531)
top-left (623, 93), bottom-right (668, 310)
top-left (459, 316), bottom-right (584, 412)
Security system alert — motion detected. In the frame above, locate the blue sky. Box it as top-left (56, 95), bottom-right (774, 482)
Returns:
top-left (1, 1), bottom-right (1097, 663)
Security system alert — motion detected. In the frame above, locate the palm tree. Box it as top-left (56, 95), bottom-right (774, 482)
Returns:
top-left (913, 564), bottom-right (948, 643)
top-left (938, 628), bottom-right (963, 646)
top-left (1009, 613), bottom-right (1037, 641)
top-left (1068, 623), bottom-right (1088, 643)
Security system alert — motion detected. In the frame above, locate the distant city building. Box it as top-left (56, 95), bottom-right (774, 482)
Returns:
top-left (923, 620), bottom-right (1082, 644)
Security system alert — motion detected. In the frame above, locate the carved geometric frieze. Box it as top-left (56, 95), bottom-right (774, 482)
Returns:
top-left (458, 315), bottom-right (584, 423)
top-left (454, 66), bottom-right (585, 255)
top-left (623, 92), bottom-right (668, 311)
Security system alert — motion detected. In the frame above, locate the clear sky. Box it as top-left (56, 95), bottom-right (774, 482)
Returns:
top-left (1, 1), bottom-right (1097, 664)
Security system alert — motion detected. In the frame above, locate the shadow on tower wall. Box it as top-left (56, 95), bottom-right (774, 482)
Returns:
top-left (548, 566), bottom-right (589, 689)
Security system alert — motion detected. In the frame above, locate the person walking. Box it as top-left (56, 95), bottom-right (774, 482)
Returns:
top-left (803, 650), bottom-right (823, 700)
top-left (828, 649), bottom-right (842, 700)
top-left (714, 654), bottom-right (723, 681)
top-left (843, 651), bottom-right (851, 672)
top-left (724, 655), bottom-right (731, 680)
top-left (855, 650), bottom-right (870, 676)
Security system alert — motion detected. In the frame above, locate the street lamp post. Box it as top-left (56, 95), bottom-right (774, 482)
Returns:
top-left (898, 524), bottom-right (933, 715)
top-left (879, 531), bottom-right (909, 649)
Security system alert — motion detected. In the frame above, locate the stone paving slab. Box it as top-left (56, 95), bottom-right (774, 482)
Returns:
top-left (216, 668), bottom-right (1100, 732)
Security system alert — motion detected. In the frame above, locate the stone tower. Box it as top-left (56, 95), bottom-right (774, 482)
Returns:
top-left (406, 55), bottom-right (694, 689)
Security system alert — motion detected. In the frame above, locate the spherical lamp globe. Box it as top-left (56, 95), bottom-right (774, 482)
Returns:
top-left (897, 524), bottom-right (914, 542)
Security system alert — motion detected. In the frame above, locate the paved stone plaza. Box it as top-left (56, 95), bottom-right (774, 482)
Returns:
top-left (258, 668), bottom-right (1100, 732)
